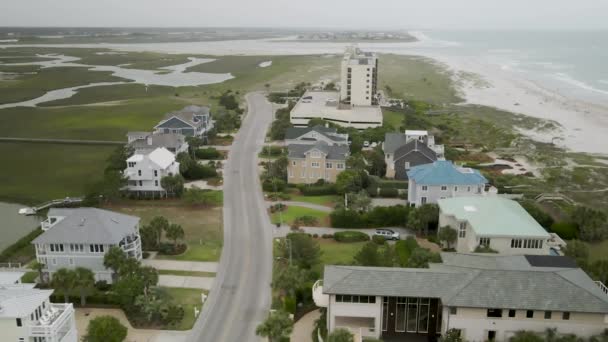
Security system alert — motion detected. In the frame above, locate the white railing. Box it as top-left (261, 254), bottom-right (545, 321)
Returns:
top-left (312, 280), bottom-right (329, 307)
top-left (596, 281), bottom-right (608, 295)
top-left (0, 262), bottom-right (22, 269)
top-left (28, 303), bottom-right (75, 341)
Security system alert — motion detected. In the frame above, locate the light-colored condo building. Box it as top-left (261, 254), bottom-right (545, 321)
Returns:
top-left (0, 284), bottom-right (77, 342)
top-left (290, 47), bottom-right (383, 129)
top-left (407, 161), bottom-right (495, 207)
top-left (340, 46), bottom-right (378, 106)
top-left (33, 208), bottom-right (142, 283)
top-left (438, 197), bottom-right (552, 255)
top-left (313, 253), bottom-right (608, 341)
top-left (124, 147), bottom-right (180, 195)
top-left (287, 141), bottom-right (349, 184)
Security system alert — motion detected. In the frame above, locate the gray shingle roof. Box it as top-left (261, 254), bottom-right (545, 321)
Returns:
top-left (393, 139), bottom-right (437, 162)
top-left (285, 125), bottom-right (345, 142)
top-left (323, 253), bottom-right (608, 313)
top-left (384, 133), bottom-right (408, 154)
top-left (157, 105), bottom-right (210, 128)
top-left (32, 208), bottom-right (140, 244)
top-left (288, 141), bottom-right (349, 161)
top-left (129, 133), bottom-right (186, 151)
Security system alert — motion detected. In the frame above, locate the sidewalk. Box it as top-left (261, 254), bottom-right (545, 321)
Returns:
top-left (273, 225), bottom-right (414, 238)
top-left (142, 260), bottom-right (218, 273)
top-left (158, 275), bottom-right (214, 290)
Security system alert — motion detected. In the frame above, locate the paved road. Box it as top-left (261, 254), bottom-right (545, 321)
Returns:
top-left (190, 92), bottom-right (274, 342)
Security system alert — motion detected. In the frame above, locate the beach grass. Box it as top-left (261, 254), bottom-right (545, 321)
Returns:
top-left (0, 142), bottom-right (116, 204)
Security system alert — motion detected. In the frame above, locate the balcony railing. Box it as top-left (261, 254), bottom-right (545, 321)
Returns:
top-left (28, 303), bottom-right (75, 341)
top-left (312, 280), bottom-right (329, 307)
top-left (596, 281), bottom-right (608, 295)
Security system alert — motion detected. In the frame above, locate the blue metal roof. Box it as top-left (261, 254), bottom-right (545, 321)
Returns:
top-left (407, 160), bottom-right (487, 185)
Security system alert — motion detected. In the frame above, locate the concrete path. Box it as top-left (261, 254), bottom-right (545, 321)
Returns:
top-left (273, 225), bottom-right (414, 238)
top-left (268, 201), bottom-right (333, 213)
top-left (142, 260), bottom-right (218, 273)
top-left (76, 308), bottom-right (190, 342)
top-left (158, 275), bottom-right (215, 290)
top-left (206, 145), bottom-right (231, 151)
top-left (291, 309), bottom-right (320, 342)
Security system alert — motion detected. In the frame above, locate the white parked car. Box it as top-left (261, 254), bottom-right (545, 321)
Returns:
top-left (374, 229), bottom-right (400, 241)
top-left (363, 141), bottom-right (370, 147)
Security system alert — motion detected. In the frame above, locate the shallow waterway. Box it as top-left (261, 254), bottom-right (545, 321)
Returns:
top-left (0, 202), bottom-right (40, 252)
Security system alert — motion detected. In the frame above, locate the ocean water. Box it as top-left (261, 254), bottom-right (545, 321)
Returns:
top-left (418, 30), bottom-right (608, 103)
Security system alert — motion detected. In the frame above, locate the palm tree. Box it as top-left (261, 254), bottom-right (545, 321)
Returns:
top-left (255, 310), bottom-right (293, 342)
top-left (149, 216), bottom-right (169, 247)
top-left (73, 267), bottom-right (95, 306)
top-left (51, 268), bottom-right (76, 303)
top-left (165, 223), bottom-right (185, 249)
top-left (30, 260), bottom-right (46, 284)
top-left (103, 246), bottom-right (127, 281)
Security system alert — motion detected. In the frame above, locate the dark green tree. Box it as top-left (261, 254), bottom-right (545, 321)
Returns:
top-left (103, 246), bottom-right (127, 280)
top-left (83, 315), bottom-right (128, 342)
top-left (283, 233), bottom-right (321, 269)
top-left (165, 223), bottom-right (185, 249)
top-left (73, 267), bottom-right (95, 306)
top-left (255, 310), bottom-right (293, 342)
top-left (407, 248), bottom-right (441, 268)
top-left (437, 226), bottom-right (458, 249)
top-left (51, 268), bottom-right (76, 303)
top-left (149, 216), bottom-right (170, 247)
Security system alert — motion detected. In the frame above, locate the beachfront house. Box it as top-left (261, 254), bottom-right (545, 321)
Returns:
top-left (287, 141), bottom-right (349, 184)
top-left (313, 253), bottom-right (608, 341)
top-left (0, 284), bottom-right (78, 342)
top-left (438, 197), bottom-right (552, 255)
top-left (126, 131), bottom-right (189, 155)
top-left (383, 131), bottom-right (440, 180)
top-left (285, 125), bottom-right (349, 146)
top-left (124, 147), bottom-right (180, 196)
top-left (407, 160), bottom-right (494, 206)
top-left (32, 208), bottom-right (142, 283)
top-left (154, 105), bottom-right (213, 137)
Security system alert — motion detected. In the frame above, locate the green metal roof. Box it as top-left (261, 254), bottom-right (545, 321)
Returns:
top-left (438, 197), bottom-right (550, 238)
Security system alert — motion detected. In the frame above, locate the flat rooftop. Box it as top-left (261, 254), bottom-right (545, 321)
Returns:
top-left (290, 91), bottom-right (382, 126)
top-left (438, 197), bottom-right (551, 238)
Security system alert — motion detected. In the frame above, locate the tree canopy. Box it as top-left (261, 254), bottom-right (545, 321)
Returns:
top-left (83, 315), bottom-right (128, 342)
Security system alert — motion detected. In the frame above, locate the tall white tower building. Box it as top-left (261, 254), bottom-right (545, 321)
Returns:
top-left (340, 46), bottom-right (378, 106)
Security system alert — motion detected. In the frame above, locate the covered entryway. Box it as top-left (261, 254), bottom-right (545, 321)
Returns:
top-left (381, 297), bottom-right (441, 341)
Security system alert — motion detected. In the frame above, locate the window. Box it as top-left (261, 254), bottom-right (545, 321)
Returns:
top-left (155, 180), bottom-right (159, 186)
top-left (16, 318), bottom-right (22, 327)
top-left (154, 170), bottom-right (158, 177)
top-left (459, 222), bottom-right (466, 238)
top-left (292, 161), bottom-right (296, 166)
top-left (421, 185), bottom-right (428, 191)
top-left (526, 310), bottom-right (534, 318)
top-left (326, 162), bottom-right (333, 169)
top-left (139, 180), bottom-right (143, 186)
top-left (544, 311), bottom-right (552, 319)
top-left (487, 309), bottom-right (503, 318)
top-left (336, 163), bottom-right (345, 170)
top-left (311, 162), bottom-right (320, 168)
top-left (335, 295), bottom-right (376, 303)
top-left (404, 162), bottom-right (410, 170)
top-left (441, 185), bottom-right (448, 191)
top-left (509, 310), bottom-right (516, 317)
top-left (311, 151), bottom-right (321, 158)
top-left (454, 186), bottom-right (458, 192)
top-left (449, 307), bottom-right (457, 315)
top-left (479, 237), bottom-right (491, 247)
top-left (138, 170), bottom-right (142, 176)
top-left (467, 186), bottom-right (471, 192)
top-left (128, 162), bottom-right (136, 168)
top-left (488, 331), bottom-right (497, 341)
top-left (52, 258), bottom-right (56, 265)
top-left (421, 197), bottom-right (427, 204)
top-left (562, 312), bottom-right (570, 320)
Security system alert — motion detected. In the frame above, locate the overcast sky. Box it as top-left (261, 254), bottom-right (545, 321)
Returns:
top-left (2, 0), bottom-right (607, 30)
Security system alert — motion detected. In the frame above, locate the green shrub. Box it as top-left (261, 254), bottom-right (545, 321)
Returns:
top-left (334, 231), bottom-right (370, 243)
top-left (550, 222), bottom-right (578, 240)
top-left (263, 178), bottom-right (287, 192)
top-left (330, 209), bottom-right (364, 228)
top-left (427, 235), bottom-right (439, 244)
top-left (299, 184), bottom-right (337, 196)
top-left (283, 296), bottom-right (296, 314)
top-left (378, 188), bottom-right (399, 198)
top-left (195, 148), bottom-right (221, 160)
top-left (295, 216), bottom-right (319, 226)
top-left (395, 237), bottom-right (419, 267)
top-left (372, 235), bottom-right (386, 245)
top-left (261, 146), bottom-right (285, 157)
top-left (183, 164), bottom-right (217, 180)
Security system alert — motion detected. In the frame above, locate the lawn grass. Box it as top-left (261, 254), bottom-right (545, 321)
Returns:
top-left (158, 270), bottom-right (216, 278)
top-left (313, 239), bottom-right (365, 275)
top-left (0, 66), bottom-right (128, 104)
top-left (584, 240), bottom-right (608, 263)
top-left (271, 206), bottom-right (329, 226)
top-left (0, 142), bottom-right (116, 204)
top-left (163, 287), bottom-right (208, 330)
top-left (383, 109), bottom-right (405, 130)
top-left (108, 201), bottom-right (223, 262)
top-left (290, 195), bottom-right (340, 207)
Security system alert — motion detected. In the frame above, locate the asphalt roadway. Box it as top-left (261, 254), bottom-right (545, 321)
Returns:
top-left (190, 92), bottom-right (274, 342)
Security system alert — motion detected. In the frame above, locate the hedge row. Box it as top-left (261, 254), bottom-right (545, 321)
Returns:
top-left (298, 184), bottom-right (337, 196)
top-left (368, 176), bottom-right (408, 190)
top-left (333, 231), bottom-right (370, 242)
top-left (330, 205), bottom-right (410, 228)
top-left (195, 148), bottom-right (221, 160)
top-left (395, 237), bottom-right (419, 267)
top-left (550, 222), bottom-right (578, 240)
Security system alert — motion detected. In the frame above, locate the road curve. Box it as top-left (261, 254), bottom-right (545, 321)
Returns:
top-left (190, 92), bottom-right (274, 342)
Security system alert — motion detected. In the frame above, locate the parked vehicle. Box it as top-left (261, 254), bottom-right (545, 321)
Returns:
top-left (374, 228), bottom-right (400, 240)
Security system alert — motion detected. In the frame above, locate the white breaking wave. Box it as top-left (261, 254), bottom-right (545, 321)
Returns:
top-left (553, 73), bottom-right (608, 96)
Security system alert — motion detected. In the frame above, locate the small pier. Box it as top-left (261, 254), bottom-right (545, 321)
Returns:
top-left (18, 197), bottom-right (83, 215)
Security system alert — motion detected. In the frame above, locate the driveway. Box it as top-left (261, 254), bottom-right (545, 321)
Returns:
top-left (291, 309), bottom-right (320, 342)
top-left (158, 275), bottom-right (215, 290)
top-left (190, 92), bottom-right (274, 342)
top-left (142, 260), bottom-right (218, 273)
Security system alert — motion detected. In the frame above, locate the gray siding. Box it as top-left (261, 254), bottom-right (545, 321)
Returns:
top-left (394, 152), bottom-right (435, 180)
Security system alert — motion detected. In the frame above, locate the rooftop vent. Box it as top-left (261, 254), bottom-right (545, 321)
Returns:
top-left (78, 218), bottom-right (86, 226)
top-left (111, 219), bottom-right (119, 224)
top-left (464, 205), bottom-right (477, 212)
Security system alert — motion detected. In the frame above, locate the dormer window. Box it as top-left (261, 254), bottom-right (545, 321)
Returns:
top-left (311, 151), bottom-right (321, 158)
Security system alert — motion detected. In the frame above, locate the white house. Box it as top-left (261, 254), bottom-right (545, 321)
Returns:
top-left (127, 131), bottom-right (189, 155)
top-left (314, 254), bottom-right (608, 341)
top-left (438, 197), bottom-right (552, 255)
top-left (124, 147), bottom-right (180, 195)
top-left (407, 161), bottom-right (495, 207)
top-left (0, 284), bottom-right (78, 342)
top-left (33, 208), bottom-right (142, 283)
